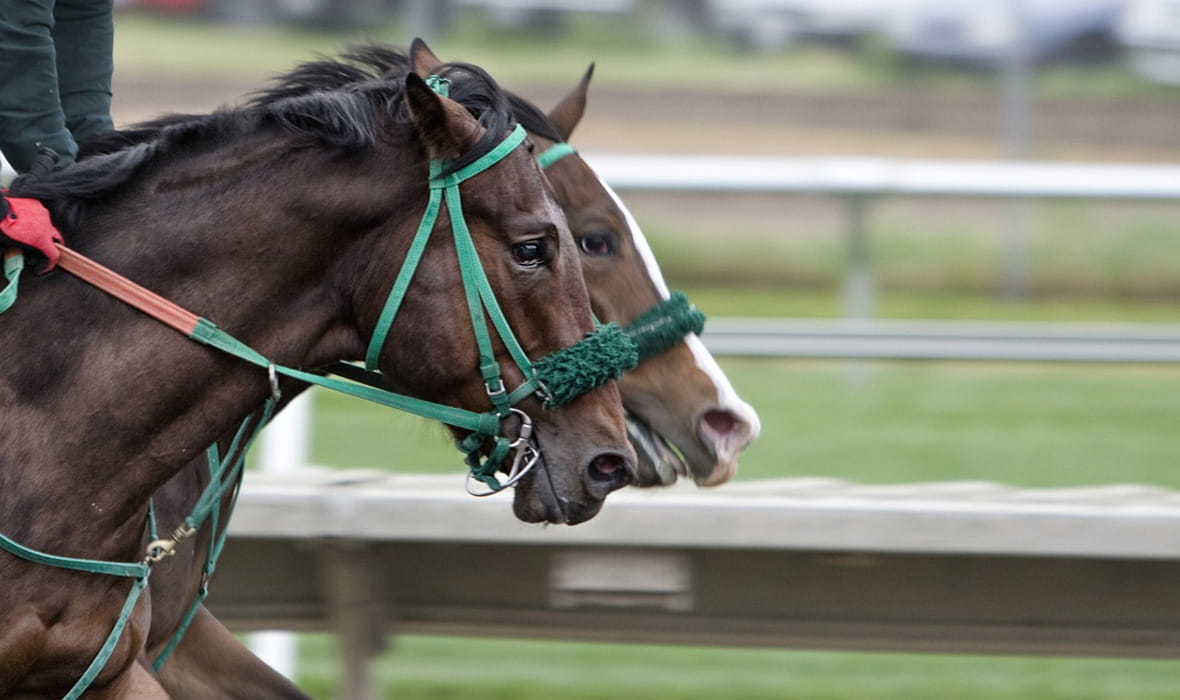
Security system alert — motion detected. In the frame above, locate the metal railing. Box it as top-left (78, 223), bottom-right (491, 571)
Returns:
top-left (586, 153), bottom-right (1180, 199)
top-left (701, 317), bottom-right (1180, 363)
top-left (586, 153), bottom-right (1180, 318)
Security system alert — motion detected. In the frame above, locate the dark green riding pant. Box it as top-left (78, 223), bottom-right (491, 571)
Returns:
top-left (0, 0), bottom-right (114, 173)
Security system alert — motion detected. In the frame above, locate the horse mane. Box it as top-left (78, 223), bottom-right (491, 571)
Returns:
top-left (9, 45), bottom-right (518, 235)
top-left (252, 44), bottom-right (564, 144)
top-left (248, 44), bottom-right (413, 106)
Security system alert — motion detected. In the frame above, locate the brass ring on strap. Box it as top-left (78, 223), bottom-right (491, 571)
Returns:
top-left (143, 523), bottom-right (198, 564)
top-left (144, 539), bottom-right (177, 564)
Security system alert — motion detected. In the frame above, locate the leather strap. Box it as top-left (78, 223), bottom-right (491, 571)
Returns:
top-left (56, 246), bottom-right (200, 335)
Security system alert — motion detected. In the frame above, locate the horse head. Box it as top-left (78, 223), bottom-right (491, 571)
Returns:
top-left (524, 65), bottom-right (761, 487)
top-left (363, 69), bottom-right (636, 523)
top-left (409, 41), bottom-right (759, 488)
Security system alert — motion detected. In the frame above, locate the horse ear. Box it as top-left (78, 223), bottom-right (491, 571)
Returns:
top-left (547, 63), bottom-right (594, 142)
top-left (404, 72), bottom-right (479, 161)
top-left (410, 37), bottom-right (444, 77)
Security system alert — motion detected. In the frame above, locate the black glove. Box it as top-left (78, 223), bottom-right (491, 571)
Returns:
top-left (26, 147), bottom-right (59, 179)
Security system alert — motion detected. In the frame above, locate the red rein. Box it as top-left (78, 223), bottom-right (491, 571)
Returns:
top-left (0, 195), bottom-right (63, 272)
top-left (0, 193), bottom-right (198, 333)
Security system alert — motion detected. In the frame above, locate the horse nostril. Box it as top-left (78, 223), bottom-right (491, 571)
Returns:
top-left (703, 409), bottom-right (737, 436)
top-left (699, 408), bottom-right (754, 466)
top-left (588, 452), bottom-right (630, 486)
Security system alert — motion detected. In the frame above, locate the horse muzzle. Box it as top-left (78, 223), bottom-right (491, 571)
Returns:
top-left (510, 438), bottom-right (634, 525)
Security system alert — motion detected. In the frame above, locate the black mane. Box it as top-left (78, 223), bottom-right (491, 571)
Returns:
top-left (248, 45), bottom-right (412, 107)
top-left (9, 45), bottom-right (519, 235)
top-left (249, 44), bottom-right (563, 144)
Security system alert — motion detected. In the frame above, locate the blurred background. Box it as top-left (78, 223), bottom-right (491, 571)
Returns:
top-left (108, 1), bottom-right (1179, 697)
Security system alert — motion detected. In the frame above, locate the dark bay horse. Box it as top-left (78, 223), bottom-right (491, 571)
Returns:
top-left (0, 58), bottom-right (635, 697)
top-left (103, 44), bottom-right (760, 697)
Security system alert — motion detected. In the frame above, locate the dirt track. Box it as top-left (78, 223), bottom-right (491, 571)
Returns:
top-left (111, 72), bottom-right (1180, 162)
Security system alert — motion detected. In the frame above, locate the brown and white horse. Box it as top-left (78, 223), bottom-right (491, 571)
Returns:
top-left (526, 61), bottom-right (760, 487)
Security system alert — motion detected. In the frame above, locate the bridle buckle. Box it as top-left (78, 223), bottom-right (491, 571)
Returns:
top-left (485, 377), bottom-right (507, 404)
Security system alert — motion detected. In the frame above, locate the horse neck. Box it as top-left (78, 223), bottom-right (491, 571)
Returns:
top-left (0, 142), bottom-right (418, 555)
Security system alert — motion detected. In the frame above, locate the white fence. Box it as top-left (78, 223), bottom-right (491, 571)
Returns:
top-left (701, 318), bottom-right (1180, 363)
top-left (585, 154), bottom-right (1180, 199)
top-left (586, 153), bottom-right (1180, 317)
top-left (218, 471), bottom-right (1180, 698)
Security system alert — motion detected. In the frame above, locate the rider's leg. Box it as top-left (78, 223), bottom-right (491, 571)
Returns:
top-left (0, 0), bottom-right (77, 172)
top-left (52, 0), bottom-right (115, 143)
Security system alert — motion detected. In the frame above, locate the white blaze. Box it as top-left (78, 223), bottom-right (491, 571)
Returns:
top-left (596, 175), bottom-right (761, 441)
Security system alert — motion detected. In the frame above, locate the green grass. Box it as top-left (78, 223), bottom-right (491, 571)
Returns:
top-left (112, 12), bottom-right (351, 81)
top-left (731, 359), bottom-right (1180, 487)
top-left (291, 634), bottom-right (1180, 700)
top-left (630, 196), bottom-right (1180, 311)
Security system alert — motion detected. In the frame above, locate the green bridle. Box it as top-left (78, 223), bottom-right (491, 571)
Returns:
top-left (355, 116), bottom-right (639, 493)
top-left (345, 78), bottom-right (701, 493)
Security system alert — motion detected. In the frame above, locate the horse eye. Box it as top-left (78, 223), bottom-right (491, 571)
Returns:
top-left (513, 240), bottom-right (548, 267)
top-left (578, 233), bottom-right (615, 257)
